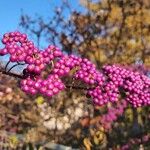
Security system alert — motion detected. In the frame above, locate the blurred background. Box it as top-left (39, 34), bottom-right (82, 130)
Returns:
top-left (0, 0), bottom-right (150, 149)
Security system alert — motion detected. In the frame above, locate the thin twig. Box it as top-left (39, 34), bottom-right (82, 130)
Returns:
top-left (5, 61), bottom-right (10, 71)
top-left (7, 62), bottom-right (26, 73)
top-left (0, 68), bottom-right (94, 90)
top-left (65, 85), bottom-right (94, 90)
top-left (0, 69), bottom-right (24, 79)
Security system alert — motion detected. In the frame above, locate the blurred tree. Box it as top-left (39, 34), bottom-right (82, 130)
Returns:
top-left (71, 0), bottom-right (150, 66)
top-left (19, 0), bottom-right (150, 67)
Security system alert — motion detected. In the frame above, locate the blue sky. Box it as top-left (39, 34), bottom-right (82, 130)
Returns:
top-left (0, 0), bottom-right (84, 40)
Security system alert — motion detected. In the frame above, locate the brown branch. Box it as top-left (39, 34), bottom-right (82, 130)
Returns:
top-left (110, 0), bottom-right (126, 58)
top-left (0, 69), bottom-right (93, 90)
top-left (7, 62), bottom-right (25, 73)
top-left (0, 69), bottom-right (24, 79)
top-left (65, 85), bottom-right (93, 90)
top-left (139, 1), bottom-right (146, 63)
top-left (5, 61), bottom-right (10, 71)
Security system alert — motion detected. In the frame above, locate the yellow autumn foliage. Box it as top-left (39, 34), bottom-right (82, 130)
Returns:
top-left (76, 0), bottom-right (150, 66)
top-left (36, 96), bottom-right (45, 105)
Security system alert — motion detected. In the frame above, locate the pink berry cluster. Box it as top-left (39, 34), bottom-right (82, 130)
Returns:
top-left (53, 55), bottom-right (82, 76)
top-left (102, 65), bottom-right (150, 107)
top-left (88, 81), bottom-right (120, 106)
top-left (0, 31), bottom-right (150, 107)
top-left (26, 45), bottom-right (62, 74)
top-left (20, 74), bottom-right (65, 97)
top-left (100, 101), bottom-right (127, 130)
top-left (0, 31), bottom-right (62, 74)
top-left (74, 58), bottom-right (105, 85)
top-left (0, 31), bottom-right (34, 62)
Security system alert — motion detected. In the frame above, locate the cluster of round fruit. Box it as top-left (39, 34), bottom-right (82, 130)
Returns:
top-left (0, 31), bottom-right (150, 107)
top-left (100, 101), bottom-right (127, 130)
top-left (53, 55), bottom-right (82, 76)
top-left (0, 31), bottom-right (62, 74)
top-left (74, 58), bottom-right (105, 85)
top-left (102, 65), bottom-right (150, 107)
top-left (20, 74), bottom-right (65, 97)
